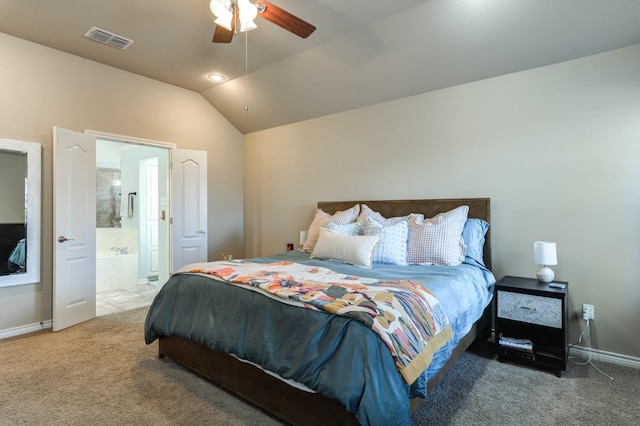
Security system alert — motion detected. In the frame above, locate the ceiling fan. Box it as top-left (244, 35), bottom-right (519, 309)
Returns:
top-left (210, 0), bottom-right (316, 43)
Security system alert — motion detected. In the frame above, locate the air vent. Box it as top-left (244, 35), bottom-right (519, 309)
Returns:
top-left (84, 26), bottom-right (134, 50)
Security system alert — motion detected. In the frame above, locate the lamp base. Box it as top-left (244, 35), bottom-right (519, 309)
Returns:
top-left (537, 266), bottom-right (555, 283)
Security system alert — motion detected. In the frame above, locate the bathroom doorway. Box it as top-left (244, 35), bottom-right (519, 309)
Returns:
top-left (53, 127), bottom-right (208, 330)
top-left (95, 138), bottom-right (170, 316)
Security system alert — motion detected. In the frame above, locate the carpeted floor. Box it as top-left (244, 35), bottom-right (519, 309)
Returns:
top-left (414, 339), bottom-right (639, 425)
top-left (1, 307), bottom-right (638, 425)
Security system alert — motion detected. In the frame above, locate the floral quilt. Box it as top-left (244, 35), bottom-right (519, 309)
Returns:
top-left (185, 260), bottom-right (452, 384)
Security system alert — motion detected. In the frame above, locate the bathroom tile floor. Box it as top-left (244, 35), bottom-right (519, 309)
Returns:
top-left (96, 282), bottom-right (160, 316)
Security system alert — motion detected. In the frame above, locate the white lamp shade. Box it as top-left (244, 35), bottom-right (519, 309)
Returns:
top-left (238, 0), bottom-right (258, 32)
top-left (210, 0), bottom-right (231, 17)
top-left (534, 241), bottom-right (557, 265)
top-left (239, 18), bottom-right (257, 32)
top-left (211, 0), bottom-right (233, 31)
top-left (214, 15), bottom-right (234, 31)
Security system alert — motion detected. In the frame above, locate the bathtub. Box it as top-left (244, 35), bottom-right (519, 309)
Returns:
top-left (96, 228), bottom-right (140, 292)
top-left (96, 252), bottom-right (140, 292)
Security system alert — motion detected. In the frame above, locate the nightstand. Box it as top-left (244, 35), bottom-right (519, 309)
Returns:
top-left (495, 275), bottom-right (568, 376)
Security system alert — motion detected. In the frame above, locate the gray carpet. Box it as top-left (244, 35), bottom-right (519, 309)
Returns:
top-left (414, 340), bottom-right (639, 425)
top-left (1, 307), bottom-right (638, 425)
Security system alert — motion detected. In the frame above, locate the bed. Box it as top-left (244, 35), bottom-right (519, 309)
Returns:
top-left (144, 198), bottom-right (494, 425)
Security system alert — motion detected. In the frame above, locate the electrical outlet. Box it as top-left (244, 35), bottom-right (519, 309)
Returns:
top-left (582, 303), bottom-right (595, 320)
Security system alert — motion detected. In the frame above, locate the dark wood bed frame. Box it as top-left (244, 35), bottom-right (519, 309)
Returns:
top-left (158, 198), bottom-right (492, 425)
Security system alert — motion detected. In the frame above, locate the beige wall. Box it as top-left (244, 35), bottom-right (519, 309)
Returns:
top-left (0, 33), bottom-right (244, 331)
top-left (244, 45), bottom-right (640, 359)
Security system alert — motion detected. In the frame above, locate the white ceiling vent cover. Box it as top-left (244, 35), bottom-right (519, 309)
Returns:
top-left (84, 26), bottom-right (134, 49)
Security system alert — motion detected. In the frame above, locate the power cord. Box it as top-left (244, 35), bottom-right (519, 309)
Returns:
top-left (568, 318), bottom-right (614, 380)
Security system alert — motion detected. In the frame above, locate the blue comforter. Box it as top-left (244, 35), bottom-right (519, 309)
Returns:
top-left (144, 251), bottom-right (495, 425)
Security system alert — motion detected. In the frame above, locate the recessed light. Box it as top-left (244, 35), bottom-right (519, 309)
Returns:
top-left (208, 73), bottom-right (226, 82)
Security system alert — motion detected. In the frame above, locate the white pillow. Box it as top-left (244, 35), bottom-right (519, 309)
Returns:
top-left (362, 217), bottom-right (409, 265)
top-left (407, 206), bottom-right (469, 266)
top-left (302, 205), bottom-right (360, 253)
top-left (310, 229), bottom-right (380, 268)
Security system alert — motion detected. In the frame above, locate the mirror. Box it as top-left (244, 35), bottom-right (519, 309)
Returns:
top-left (0, 138), bottom-right (41, 287)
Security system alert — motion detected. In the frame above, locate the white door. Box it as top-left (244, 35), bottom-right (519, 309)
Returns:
top-left (53, 127), bottom-right (96, 332)
top-left (171, 149), bottom-right (207, 272)
top-left (141, 158), bottom-right (159, 281)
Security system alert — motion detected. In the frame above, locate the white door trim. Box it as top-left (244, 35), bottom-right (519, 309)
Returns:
top-left (85, 130), bottom-right (176, 149)
top-left (91, 130), bottom-right (172, 285)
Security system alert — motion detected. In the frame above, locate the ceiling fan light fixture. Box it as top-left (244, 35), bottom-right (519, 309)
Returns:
top-left (239, 18), bottom-right (257, 32)
top-left (210, 0), bottom-right (233, 30)
top-left (238, 0), bottom-right (258, 32)
top-left (214, 15), bottom-right (234, 31)
top-left (210, 0), bottom-right (230, 17)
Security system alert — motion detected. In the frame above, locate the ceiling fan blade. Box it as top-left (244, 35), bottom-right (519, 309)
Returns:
top-left (255, 1), bottom-right (316, 39)
top-left (212, 25), bottom-right (234, 43)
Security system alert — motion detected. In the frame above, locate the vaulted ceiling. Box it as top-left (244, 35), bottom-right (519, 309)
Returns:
top-left (1, 0), bottom-right (639, 134)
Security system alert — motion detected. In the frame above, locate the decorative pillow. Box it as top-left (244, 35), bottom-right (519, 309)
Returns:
top-left (302, 204), bottom-right (360, 252)
top-left (362, 217), bottom-right (409, 265)
top-left (325, 220), bottom-right (362, 236)
top-left (407, 206), bottom-right (469, 266)
top-left (357, 204), bottom-right (423, 226)
top-left (310, 229), bottom-right (380, 268)
top-left (462, 218), bottom-right (489, 268)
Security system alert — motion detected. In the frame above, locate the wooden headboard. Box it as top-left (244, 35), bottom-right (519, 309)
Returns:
top-left (318, 198), bottom-right (491, 270)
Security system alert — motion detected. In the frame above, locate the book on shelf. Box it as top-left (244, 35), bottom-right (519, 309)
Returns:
top-left (498, 335), bottom-right (533, 351)
top-left (501, 346), bottom-right (536, 362)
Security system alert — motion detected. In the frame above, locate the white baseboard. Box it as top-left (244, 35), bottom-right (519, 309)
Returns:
top-left (569, 345), bottom-right (640, 369)
top-left (0, 320), bottom-right (52, 340)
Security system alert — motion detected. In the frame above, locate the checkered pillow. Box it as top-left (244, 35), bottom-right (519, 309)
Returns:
top-left (357, 204), bottom-right (423, 226)
top-left (362, 217), bottom-right (409, 265)
top-left (302, 204), bottom-right (360, 252)
top-left (407, 206), bottom-right (469, 266)
top-left (325, 220), bottom-right (362, 236)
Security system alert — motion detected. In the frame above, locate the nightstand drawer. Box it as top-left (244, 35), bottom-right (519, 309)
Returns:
top-left (497, 290), bottom-right (562, 328)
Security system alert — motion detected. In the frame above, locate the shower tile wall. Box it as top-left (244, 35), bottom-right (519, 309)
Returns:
top-left (97, 168), bottom-right (122, 228)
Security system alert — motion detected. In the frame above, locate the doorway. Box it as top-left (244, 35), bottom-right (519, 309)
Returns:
top-left (54, 126), bottom-right (208, 331)
top-left (94, 139), bottom-right (170, 316)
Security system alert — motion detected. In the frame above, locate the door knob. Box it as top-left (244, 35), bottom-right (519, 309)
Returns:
top-left (199, 229), bottom-right (206, 234)
top-left (57, 236), bottom-right (75, 243)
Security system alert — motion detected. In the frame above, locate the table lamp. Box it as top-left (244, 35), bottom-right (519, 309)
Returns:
top-left (534, 241), bottom-right (557, 282)
top-left (299, 231), bottom-right (308, 249)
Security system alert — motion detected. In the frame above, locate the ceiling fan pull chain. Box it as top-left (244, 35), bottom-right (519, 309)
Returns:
top-left (244, 30), bottom-right (250, 112)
